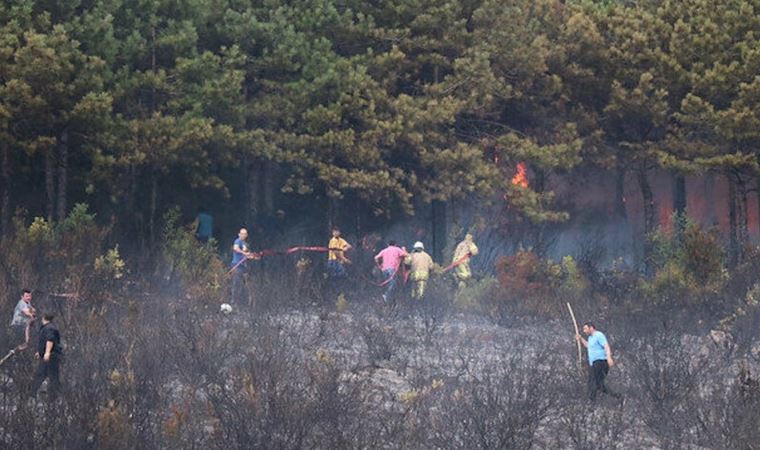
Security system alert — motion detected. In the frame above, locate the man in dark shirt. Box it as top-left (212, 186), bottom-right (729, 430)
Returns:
top-left (31, 313), bottom-right (62, 400)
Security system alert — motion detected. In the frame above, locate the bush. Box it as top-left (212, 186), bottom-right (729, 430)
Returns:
top-left (640, 218), bottom-right (726, 305)
top-left (0, 204), bottom-right (125, 305)
top-left (492, 250), bottom-right (589, 319)
top-left (161, 207), bottom-right (226, 305)
top-left (453, 276), bottom-right (498, 312)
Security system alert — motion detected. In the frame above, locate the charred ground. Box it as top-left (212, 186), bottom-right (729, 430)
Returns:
top-left (1, 209), bottom-right (759, 449)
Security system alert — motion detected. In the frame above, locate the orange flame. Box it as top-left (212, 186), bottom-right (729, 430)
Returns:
top-left (511, 163), bottom-right (528, 188)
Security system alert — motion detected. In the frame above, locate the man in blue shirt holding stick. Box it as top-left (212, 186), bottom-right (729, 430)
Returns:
top-left (576, 321), bottom-right (622, 402)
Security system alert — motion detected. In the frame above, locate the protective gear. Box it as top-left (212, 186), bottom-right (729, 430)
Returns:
top-left (452, 234), bottom-right (478, 289)
top-left (406, 250), bottom-right (434, 299)
top-left (413, 241), bottom-right (424, 250)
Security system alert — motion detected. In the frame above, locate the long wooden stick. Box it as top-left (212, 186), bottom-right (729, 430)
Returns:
top-left (0, 349), bottom-right (17, 367)
top-left (566, 302), bottom-right (582, 369)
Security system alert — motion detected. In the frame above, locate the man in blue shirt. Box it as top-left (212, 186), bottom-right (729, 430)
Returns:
top-left (194, 209), bottom-right (213, 243)
top-left (576, 321), bottom-right (622, 402)
top-left (231, 228), bottom-right (256, 304)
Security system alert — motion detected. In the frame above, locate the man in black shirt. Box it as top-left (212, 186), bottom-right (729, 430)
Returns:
top-left (31, 313), bottom-right (62, 400)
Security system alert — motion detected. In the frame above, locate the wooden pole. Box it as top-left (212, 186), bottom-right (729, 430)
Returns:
top-left (0, 349), bottom-right (17, 367)
top-left (567, 302), bottom-right (583, 369)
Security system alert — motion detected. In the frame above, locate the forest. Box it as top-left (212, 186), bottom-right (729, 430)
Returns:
top-left (1, 0), bottom-right (760, 449)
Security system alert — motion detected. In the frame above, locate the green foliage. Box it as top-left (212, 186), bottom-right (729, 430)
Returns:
top-left (453, 275), bottom-right (498, 311)
top-left (2, 0), bottom-right (760, 265)
top-left (640, 215), bottom-right (726, 304)
top-left (559, 255), bottom-right (589, 301)
top-left (161, 207), bottom-right (226, 304)
top-left (94, 246), bottom-right (126, 282)
top-left (492, 250), bottom-right (589, 319)
top-left (0, 203), bottom-right (124, 301)
top-left (335, 293), bottom-right (349, 313)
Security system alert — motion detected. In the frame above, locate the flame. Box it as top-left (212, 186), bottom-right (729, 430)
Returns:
top-left (511, 163), bottom-right (528, 188)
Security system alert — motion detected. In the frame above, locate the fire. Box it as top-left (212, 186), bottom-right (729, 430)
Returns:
top-left (511, 163), bottom-right (528, 188)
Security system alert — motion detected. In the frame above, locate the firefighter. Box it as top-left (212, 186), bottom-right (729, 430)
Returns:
top-left (452, 233), bottom-right (478, 289)
top-left (405, 241), bottom-right (434, 299)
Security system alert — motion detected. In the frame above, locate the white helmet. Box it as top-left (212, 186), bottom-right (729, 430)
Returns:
top-left (413, 241), bottom-right (424, 250)
top-left (220, 303), bottom-right (233, 314)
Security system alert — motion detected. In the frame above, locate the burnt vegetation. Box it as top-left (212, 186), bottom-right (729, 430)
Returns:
top-left (0, 209), bottom-right (759, 449)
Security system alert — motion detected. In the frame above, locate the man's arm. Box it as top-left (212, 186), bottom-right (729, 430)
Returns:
top-left (22, 305), bottom-right (35, 318)
top-left (233, 243), bottom-right (254, 258)
top-left (575, 334), bottom-right (588, 348)
top-left (43, 340), bottom-right (54, 362)
top-left (604, 342), bottom-right (615, 366)
top-left (340, 242), bottom-right (352, 263)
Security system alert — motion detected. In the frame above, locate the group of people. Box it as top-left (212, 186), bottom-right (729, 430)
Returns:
top-left (1, 233), bottom-right (620, 405)
top-left (228, 226), bottom-right (481, 303)
top-left (228, 226), bottom-right (621, 402)
top-left (5, 290), bottom-right (63, 400)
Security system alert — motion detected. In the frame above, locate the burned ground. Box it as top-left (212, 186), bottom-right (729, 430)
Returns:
top-left (1, 280), bottom-right (759, 449)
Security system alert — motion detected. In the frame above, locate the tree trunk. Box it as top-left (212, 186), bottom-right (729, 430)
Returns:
top-left (673, 173), bottom-right (686, 216)
top-left (705, 173), bottom-right (716, 226)
top-left (149, 170), bottom-right (158, 246)
top-left (728, 172), bottom-right (738, 267)
top-left (672, 172), bottom-right (686, 238)
top-left (245, 158), bottom-right (260, 228)
top-left (756, 177), bottom-right (760, 238)
top-left (263, 160), bottom-right (275, 217)
top-left (637, 167), bottom-right (655, 272)
top-left (432, 200), bottom-right (446, 262)
top-left (56, 129), bottom-right (69, 222)
top-left (637, 167), bottom-right (655, 236)
top-left (737, 173), bottom-right (749, 259)
top-left (531, 168), bottom-right (549, 256)
top-left (0, 141), bottom-right (10, 235)
top-left (126, 164), bottom-right (139, 239)
top-left (615, 166), bottom-right (627, 221)
top-left (45, 147), bottom-right (56, 222)
top-left (327, 196), bottom-right (336, 232)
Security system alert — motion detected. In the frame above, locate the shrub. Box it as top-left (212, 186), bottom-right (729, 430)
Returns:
top-left (641, 218), bottom-right (726, 305)
top-left (161, 207), bottom-right (226, 305)
top-left (0, 204), bottom-right (125, 305)
top-left (453, 276), bottom-right (498, 311)
top-left (492, 250), bottom-right (589, 319)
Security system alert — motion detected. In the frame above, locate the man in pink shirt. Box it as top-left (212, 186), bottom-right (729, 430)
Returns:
top-left (374, 240), bottom-right (408, 301)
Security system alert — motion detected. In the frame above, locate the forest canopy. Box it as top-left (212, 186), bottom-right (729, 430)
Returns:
top-left (1, 0), bottom-right (759, 262)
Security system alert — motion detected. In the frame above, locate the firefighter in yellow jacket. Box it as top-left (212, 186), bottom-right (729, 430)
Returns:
top-left (452, 234), bottom-right (478, 289)
top-left (405, 241), bottom-right (435, 299)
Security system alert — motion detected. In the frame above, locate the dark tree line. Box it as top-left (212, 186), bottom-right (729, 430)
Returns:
top-left (1, 0), bottom-right (759, 264)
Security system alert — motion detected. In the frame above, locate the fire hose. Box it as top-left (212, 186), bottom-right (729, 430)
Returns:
top-left (227, 246), bottom-right (346, 275)
top-left (227, 246), bottom-right (473, 287)
top-left (440, 253), bottom-right (472, 273)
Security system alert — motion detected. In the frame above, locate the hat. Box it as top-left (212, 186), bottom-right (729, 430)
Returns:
top-left (413, 241), bottom-right (424, 250)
